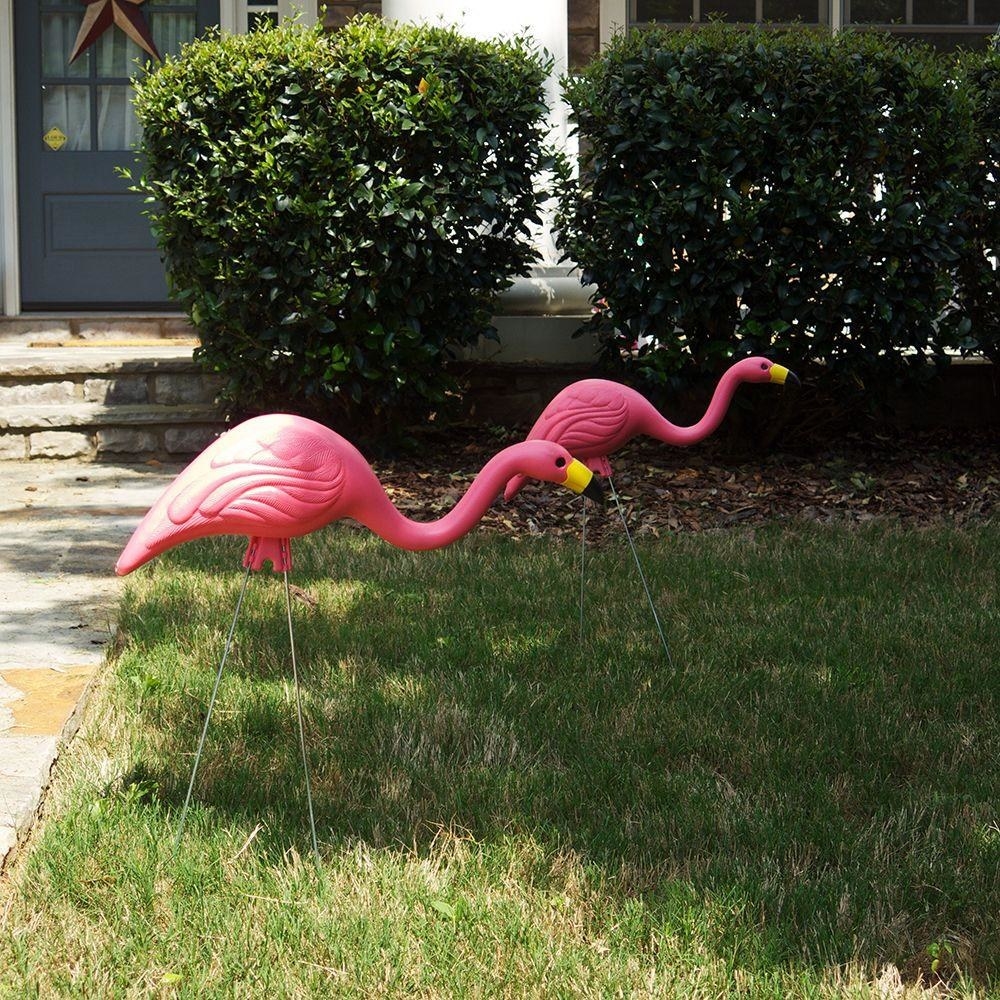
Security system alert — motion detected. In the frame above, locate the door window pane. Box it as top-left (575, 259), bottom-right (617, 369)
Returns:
top-left (44, 6), bottom-right (199, 150)
top-left (42, 85), bottom-right (92, 150)
top-left (150, 12), bottom-right (197, 58)
top-left (95, 23), bottom-right (143, 76)
top-left (42, 13), bottom-right (90, 76)
top-left (97, 86), bottom-right (141, 149)
top-left (92, 10), bottom-right (196, 73)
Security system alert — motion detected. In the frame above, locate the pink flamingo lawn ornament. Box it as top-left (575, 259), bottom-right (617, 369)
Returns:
top-left (116, 413), bottom-right (603, 859)
top-left (502, 357), bottom-right (798, 662)
top-left (503, 357), bottom-right (797, 501)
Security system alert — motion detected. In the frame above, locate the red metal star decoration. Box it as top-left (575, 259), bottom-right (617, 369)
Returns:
top-left (69, 0), bottom-right (161, 65)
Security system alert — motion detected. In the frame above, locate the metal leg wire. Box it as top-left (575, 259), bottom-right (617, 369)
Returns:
top-left (579, 494), bottom-right (587, 645)
top-left (608, 476), bottom-right (674, 668)
top-left (283, 570), bottom-right (320, 866)
top-left (174, 562), bottom-right (253, 853)
top-left (173, 565), bottom-right (322, 866)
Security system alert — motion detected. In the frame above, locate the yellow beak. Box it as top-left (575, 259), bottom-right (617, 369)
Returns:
top-left (562, 459), bottom-right (604, 502)
top-left (769, 364), bottom-right (798, 385)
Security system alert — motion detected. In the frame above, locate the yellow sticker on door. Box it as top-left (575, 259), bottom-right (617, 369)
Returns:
top-left (43, 127), bottom-right (67, 150)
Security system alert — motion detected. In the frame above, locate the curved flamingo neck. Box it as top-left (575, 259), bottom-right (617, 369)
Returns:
top-left (640, 366), bottom-right (745, 447)
top-left (349, 445), bottom-right (530, 551)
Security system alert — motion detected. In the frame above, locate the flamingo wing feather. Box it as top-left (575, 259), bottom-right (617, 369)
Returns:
top-left (117, 419), bottom-right (351, 574)
top-left (167, 461), bottom-right (345, 528)
top-left (529, 387), bottom-right (632, 458)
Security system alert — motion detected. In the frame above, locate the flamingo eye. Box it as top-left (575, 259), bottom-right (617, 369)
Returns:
top-left (760, 362), bottom-right (769, 370)
top-left (555, 457), bottom-right (566, 468)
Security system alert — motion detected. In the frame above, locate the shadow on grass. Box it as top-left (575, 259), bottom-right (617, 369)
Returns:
top-left (114, 523), bottom-right (1000, 985)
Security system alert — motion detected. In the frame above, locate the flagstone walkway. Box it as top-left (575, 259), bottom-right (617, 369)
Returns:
top-left (0, 459), bottom-right (178, 869)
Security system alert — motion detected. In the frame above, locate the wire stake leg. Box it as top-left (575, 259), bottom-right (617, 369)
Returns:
top-left (609, 477), bottom-right (674, 668)
top-left (175, 562), bottom-right (253, 853)
top-left (579, 494), bottom-right (587, 644)
top-left (284, 570), bottom-right (320, 867)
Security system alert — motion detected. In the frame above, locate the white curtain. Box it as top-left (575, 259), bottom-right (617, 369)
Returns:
top-left (41, 9), bottom-right (196, 151)
top-left (41, 13), bottom-right (91, 150)
top-left (96, 12), bottom-right (195, 149)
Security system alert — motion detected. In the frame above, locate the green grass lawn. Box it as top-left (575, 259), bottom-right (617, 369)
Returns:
top-left (1, 521), bottom-right (998, 997)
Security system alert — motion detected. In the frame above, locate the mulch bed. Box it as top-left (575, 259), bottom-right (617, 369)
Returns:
top-left (373, 425), bottom-right (1000, 544)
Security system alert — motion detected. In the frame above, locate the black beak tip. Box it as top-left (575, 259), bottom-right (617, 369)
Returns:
top-left (583, 477), bottom-right (606, 503)
top-left (786, 371), bottom-right (801, 387)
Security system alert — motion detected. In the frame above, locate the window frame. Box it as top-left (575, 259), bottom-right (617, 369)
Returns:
top-left (616, 0), bottom-right (999, 45)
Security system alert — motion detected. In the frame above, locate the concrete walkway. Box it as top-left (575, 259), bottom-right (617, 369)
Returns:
top-left (0, 459), bottom-right (180, 869)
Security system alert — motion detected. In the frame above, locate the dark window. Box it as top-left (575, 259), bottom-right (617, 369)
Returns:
top-left (763, 0), bottom-right (826, 22)
top-left (633, 0), bottom-right (998, 43)
top-left (636, 0), bottom-right (694, 18)
top-left (850, 0), bottom-right (906, 22)
top-left (913, 0), bottom-right (968, 23)
top-left (701, 0), bottom-right (758, 19)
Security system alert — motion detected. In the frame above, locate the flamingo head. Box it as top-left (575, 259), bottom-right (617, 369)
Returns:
top-left (734, 356), bottom-right (799, 386)
top-left (506, 441), bottom-right (604, 503)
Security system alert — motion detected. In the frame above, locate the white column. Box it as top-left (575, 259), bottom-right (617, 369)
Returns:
top-left (278, 0), bottom-right (318, 27)
top-left (382, 0), bottom-right (568, 265)
top-left (218, 0), bottom-right (241, 34)
top-left (383, 1), bottom-right (566, 143)
top-left (0, 0), bottom-right (20, 314)
top-left (600, 0), bottom-right (628, 47)
top-left (830, 0), bottom-right (844, 32)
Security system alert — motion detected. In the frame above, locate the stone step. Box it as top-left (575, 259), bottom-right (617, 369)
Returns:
top-left (0, 341), bottom-right (226, 461)
top-left (0, 345), bottom-right (215, 381)
top-left (0, 402), bottom-right (223, 430)
top-left (0, 314), bottom-right (196, 345)
top-left (0, 418), bottom-right (223, 462)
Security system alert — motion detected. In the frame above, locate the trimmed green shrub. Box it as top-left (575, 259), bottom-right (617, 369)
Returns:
top-left (557, 24), bottom-right (980, 401)
top-left (130, 16), bottom-right (553, 439)
top-left (953, 45), bottom-right (1000, 366)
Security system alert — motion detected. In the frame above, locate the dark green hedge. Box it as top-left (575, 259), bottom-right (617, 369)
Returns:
top-left (954, 47), bottom-right (1000, 366)
top-left (558, 24), bottom-right (997, 398)
top-left (130, 16), bottom-right (553, 438)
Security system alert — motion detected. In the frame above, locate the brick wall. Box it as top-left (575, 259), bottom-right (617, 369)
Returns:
top-left (568, 0), bottom-right (599, 69)
top-left (321, 1), bottom-right (601, 69)
top-left (322, 2), bottom-right (380, 29)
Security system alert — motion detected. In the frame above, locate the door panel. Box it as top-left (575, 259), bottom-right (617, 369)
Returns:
top-left (46, 193), bottom-right (160, 250)
top-left (15, 0), bottom-right (218, 309)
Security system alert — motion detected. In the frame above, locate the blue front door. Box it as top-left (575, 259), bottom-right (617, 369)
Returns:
top-left (15, 0), bottom-right (218, 308)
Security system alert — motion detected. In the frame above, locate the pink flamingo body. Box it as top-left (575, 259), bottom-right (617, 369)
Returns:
top-left (503, 357), bottom-right (795, 500)
top-left (116, 413), bottom-right (599, 576)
